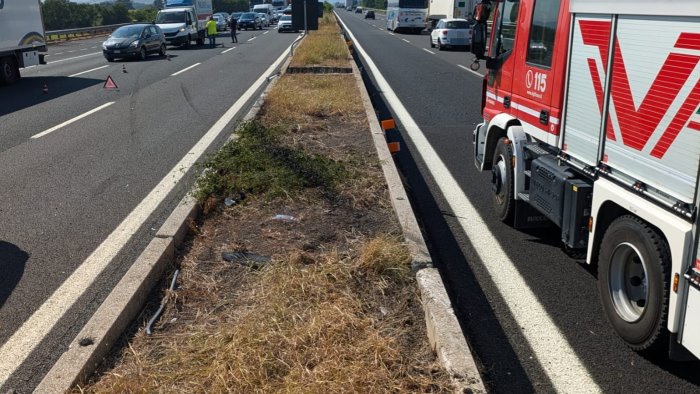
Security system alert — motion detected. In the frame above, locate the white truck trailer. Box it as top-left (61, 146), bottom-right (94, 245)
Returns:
top-left (469, 0), bottom-right (700, 359)
top-left (0, 0), bottom-right (46, 85)
top-left (156, 0), bottom-right (213, 47)
top-left (427, 0), bottom-right (474, 25)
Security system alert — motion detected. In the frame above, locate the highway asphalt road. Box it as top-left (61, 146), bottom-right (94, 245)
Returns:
top-left (336, 10), bottom-right (700, 394)
top-left (0, 26), bottom-right (299, 391)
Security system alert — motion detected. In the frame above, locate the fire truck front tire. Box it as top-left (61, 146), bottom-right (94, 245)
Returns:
top-left (491, 137), bottom-right (514, 222)
top-left (598, 215), bottom-right (671, 352)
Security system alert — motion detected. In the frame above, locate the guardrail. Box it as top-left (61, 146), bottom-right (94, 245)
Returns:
top-left (45, 23), bottom-right (131, 43)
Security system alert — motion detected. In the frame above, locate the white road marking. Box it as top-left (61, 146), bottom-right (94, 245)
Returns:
top-left (389, 32), bottom-right (395, 35)
top-left (68, 65), bottom-right (109, 77)
top-left (53, 52), bottom-right (63, 55)
top-left (263, 31), bottom-right (269, 35)
top-left (402, 38), bottom-right (410, 43)
top-left (47, 52), bottom-right (101, 64)
top-left (0, 39), bottom-right (299, 385)
top-left (31, 102), bottom-right (115, 139)
top-left (457, 64), bottom-right (484, 78)
top-left (248, 36), bottom-right (256, 41)
top-left (222, 46), bottom-right (236, 54)
top-left (337, 15), bottom-right (602, 393)
top-left (422, 48), bottom-right (435, 54)
top-left (80, 48), bottom-right (88, 51)
top-left (171, 62), bottom-right (201, 76)
top-left (68, 50), bottom-right (76, 53)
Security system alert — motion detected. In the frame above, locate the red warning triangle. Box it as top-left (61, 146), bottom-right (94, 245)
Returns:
top-left (103, 75), bottom-right (118, 90)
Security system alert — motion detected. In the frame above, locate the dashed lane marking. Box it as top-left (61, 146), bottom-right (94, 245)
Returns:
top-left (31, 102), bottom-right (115, 139)
top-left (171, 62), bottom-right (201, 76)
top-left (457, 64), bottom-right (484, 78)
top-left (422, 48), bottom-right (435, 54)
top-left (68, 65), bottom-right (109, 77)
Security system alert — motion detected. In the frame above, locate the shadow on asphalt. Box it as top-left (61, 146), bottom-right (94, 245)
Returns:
top-left (350, 40), bottom-right (540, 393)
top-left (0, 76), bottom-right (102, 118)
top-left (0, 241), bottom-right (28, 309)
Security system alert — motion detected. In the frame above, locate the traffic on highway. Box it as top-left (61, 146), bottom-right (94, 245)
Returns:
top-left (1, 0), bottom-right (700, 392)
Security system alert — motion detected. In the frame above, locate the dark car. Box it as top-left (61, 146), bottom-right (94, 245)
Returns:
top-left (102, 24), bottom-right (166, 62)
top-left (364, 10), bottom-right (375, 19)
top-left (238, 12), bottom-right (262, 30)
top-left (232, 12), bottom-right (242, 21)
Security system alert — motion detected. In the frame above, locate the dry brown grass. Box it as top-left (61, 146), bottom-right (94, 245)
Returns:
top-left (290, 14), bottom-right (351, 68)
top-left (80, 237), bottom-right (450, 393)
top-left (261, 74), bottom-right (364, 128)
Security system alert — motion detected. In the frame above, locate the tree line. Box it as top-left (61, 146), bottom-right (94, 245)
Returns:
top-left (41, 0), bottom-right (251, 31)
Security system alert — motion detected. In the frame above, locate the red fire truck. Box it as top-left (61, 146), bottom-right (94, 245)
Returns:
top-left (469, 0), bottom-right (700, 359)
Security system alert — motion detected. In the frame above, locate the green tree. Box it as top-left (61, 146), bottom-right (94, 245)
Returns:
top-left (41, 0), bottom-right (72, 30)
top-left (98, 3), bottom-right (131, 25)
top-left (213, 0), bottom-right (249, 13)
top-left (130, 6), bottom-right (158, 22)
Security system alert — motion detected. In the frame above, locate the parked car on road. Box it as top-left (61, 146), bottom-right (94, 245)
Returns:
top-left (213, 14), bottom-right (227, 31)
top-left (214, 12), bottom-right (230, 22)
top-left (355, 7), bottom-right (362, 13)
top-left (257, 13), bottom-right (270, 27)
top-left (364, 10), bottom-right (375, 19)
top-left (238, 12), bottom-right (262, 30)
top-left (102, 24), bottom-right (167, 62)
top-left (277, 15), bottom-right (297, 33)
top-left (429, 18), bottom-right (473, 50)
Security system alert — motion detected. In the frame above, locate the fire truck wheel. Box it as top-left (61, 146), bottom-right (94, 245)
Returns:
top-left (598, 215), bottom-right (671, 352)
top-left (491, 137), bottom-right (514, 222)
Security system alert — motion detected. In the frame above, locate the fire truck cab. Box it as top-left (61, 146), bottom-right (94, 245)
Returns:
top-left (470, 0), bottom-right (700, 359)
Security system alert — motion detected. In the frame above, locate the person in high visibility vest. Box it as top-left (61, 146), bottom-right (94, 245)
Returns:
top-left (206, 16), bottom-right (218, 48)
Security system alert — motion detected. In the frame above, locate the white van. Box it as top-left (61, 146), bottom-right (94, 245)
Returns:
top-left (252, 3), bottom-right (275, 22)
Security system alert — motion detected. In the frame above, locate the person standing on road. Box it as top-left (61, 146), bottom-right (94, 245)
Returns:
top-left (206, 16), bottom-right (218, 48)
top-left (229, 16), bottom-right (238, 43)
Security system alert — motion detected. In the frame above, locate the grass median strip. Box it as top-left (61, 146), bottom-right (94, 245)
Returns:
top-left (76, 12), bottom-right (453, 393)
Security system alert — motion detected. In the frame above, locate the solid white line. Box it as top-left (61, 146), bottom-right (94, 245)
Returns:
top-left (457, 64), bottom-right (484, 78)
top-left (422, 48), bottom-right (435, 54)
top-left (222, 47), bottom-right (236, 54)
top-left (68, 65), bottom-right (109, 77)
top-left (248, 36), bottom-right (256, 41)
top-left (402, 38), bottom-right (410, 43)
top-left (171, 62), bottom-right (201, 76)
top-left (47, 52), bottom-right (101, 64)
top-left (31, 102), bottom-right (115, 139)
top-left (0, 39), bottom-right (298, 385)
top-left (337, 15), bottom-right (601, 393)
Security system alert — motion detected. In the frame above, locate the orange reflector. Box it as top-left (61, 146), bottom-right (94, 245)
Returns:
top-left (587, 217), bottom-right (593, 232)
top-left (512, 156), bottom-right (516, 167)
top-left (503, 138), bottom-right (511, 145)
top-left (673, 273), bottom-right (679, 293)
top-left (387, 142), bottom-right (400, 153)
top-left (381, 119), bottom-right (396, 131)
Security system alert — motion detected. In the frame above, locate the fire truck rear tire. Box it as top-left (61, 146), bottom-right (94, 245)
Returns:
top-left (597, 215), bottom-right (671, 352)
top-left (491, 137), bottom-right (514, 222)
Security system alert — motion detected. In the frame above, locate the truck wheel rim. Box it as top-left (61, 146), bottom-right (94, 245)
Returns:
top-left (609, 242), bottom-right (648, 323)
top-left (491, 155), bottom-right (507, 200)
top-left (2, 63), bottom-right (12, 79)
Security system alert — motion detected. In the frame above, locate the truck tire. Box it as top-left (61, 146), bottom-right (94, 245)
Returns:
top-left (597, 215), bottom-right (671, 352)
top-left (491, 137), bottom-right (515, 222)
top-left (0, 56), bottom-right (19, 85)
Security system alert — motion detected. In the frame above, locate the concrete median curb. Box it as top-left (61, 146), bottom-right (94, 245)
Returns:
top-left (347, 17), bottom-right (487, 394)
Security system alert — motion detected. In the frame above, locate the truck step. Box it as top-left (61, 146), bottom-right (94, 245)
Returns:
top-left (517, 192), bottom-right (530, 202)
top-left (523, 143), bottom-right (551, 158)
